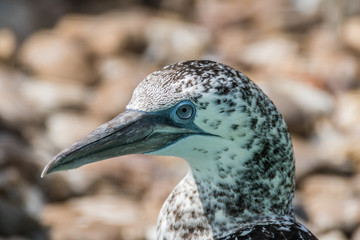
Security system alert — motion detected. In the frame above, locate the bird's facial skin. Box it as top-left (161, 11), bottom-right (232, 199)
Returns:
top-left (41, 100), bottom-right (214, 177)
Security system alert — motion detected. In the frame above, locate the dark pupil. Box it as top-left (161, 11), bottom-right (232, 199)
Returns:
top-left (177, 105), bottom-right (192, 119)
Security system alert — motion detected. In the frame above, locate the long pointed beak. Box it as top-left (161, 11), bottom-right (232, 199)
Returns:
top-left (42, 110), bottom-right (201, 177)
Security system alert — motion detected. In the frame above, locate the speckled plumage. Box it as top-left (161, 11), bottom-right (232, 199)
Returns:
top-left (127, 60), bottom-right (317, 239)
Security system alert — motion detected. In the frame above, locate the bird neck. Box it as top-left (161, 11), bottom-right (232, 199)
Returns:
top-left (153, 131), bottom-right (295, 238)
top-left (157, 161), bottom-right (295, 239)
top-left (184, 135), bottom-right (295, 238)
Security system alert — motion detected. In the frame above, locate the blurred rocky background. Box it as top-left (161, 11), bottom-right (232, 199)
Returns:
top-left (0, 0), bottom-right (359, 239)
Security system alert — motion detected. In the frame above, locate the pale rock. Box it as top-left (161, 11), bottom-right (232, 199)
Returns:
top-left (0, 66), bottom-right (38, 127)
top-left (332, 91), bottom-right (360, 170)
top-left (292, 0), bottom-right (323, 16)
top-left (313, 50), bottom-right (357, 91)
top-left (216, 28), bottom-right (248, 63)
top-left (195, 0), bottom-right (252, 31)
top-left (56, 12), bottom-right (149, 56)
top-left (46, 112), bottom-right (104, 149)
top-left (312, 119), bottom-right (353, 169)
top-left (77, 155), bottom-right (158, 196)
top-left (87, 56), bottom-right (147, 118)
top-left (306, 28), bottom-right (358, 91)
top-left (333, 91), bottom-right (360, 134)
top-left (195, 0), bottom-right (285, 32)
top-left (141, 156), bottom-right (187, 224)
top-left (20, 79), bottom-right (88, 114)
top-left (0, 29), bottom-right (16, 61)
top-left (258, 77), bottom-right (334, 135)
top-left (307, 27), bottom-right (341, 57)
top-left (22, 185), bottom-right (46, 218)
top-left (318, 230), bottom-right (348, 240)
top-left (75, 154), bottom-right (187, 198)
top-left (141, 175), bottom-right (182, 226)
top-left (293, 0), bottom-right (346, 30)
top-left (343, 16), bottom-right (360, 52)
top-left (240, 36), bottom-right (299, 71)
top-left (28, 129), bottom-right (62, 177)
top-left (302, 175), bottom-right (360, 232)
top-left (50, 169), bottom-right (99, 196)
top-left (19, 31), bottom-right (94, 83)
top-left (69, 195), bottom-right (140, 226)
top-left (144, 17), bottom-right (210, 63)
top-left (40, 195), bottom-right (144, 240)
top-left (292, 136), bottom-right (322, 180)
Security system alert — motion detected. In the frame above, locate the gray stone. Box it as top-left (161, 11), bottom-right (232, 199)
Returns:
top-left (19, 31), bottom-right (94, 83)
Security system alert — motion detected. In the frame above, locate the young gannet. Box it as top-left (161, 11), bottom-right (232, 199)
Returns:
top-left (42, 60), bottom-right (318, 240)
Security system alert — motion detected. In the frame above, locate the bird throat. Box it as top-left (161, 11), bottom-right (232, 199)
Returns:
top-left (155, 135), bottom-right (295, 239)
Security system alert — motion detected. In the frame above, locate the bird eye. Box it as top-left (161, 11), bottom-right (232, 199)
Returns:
top-left (172, 101), bottom-right (196, 121)
top-left (176, 104), bottom-right (193, 119)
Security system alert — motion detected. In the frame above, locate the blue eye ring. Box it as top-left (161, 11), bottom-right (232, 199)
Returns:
top-left (171, 101), bottom-right (196, 122)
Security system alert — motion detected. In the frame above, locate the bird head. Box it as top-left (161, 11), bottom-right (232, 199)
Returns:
top-left (42, 60), bottom-right (294, 192)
